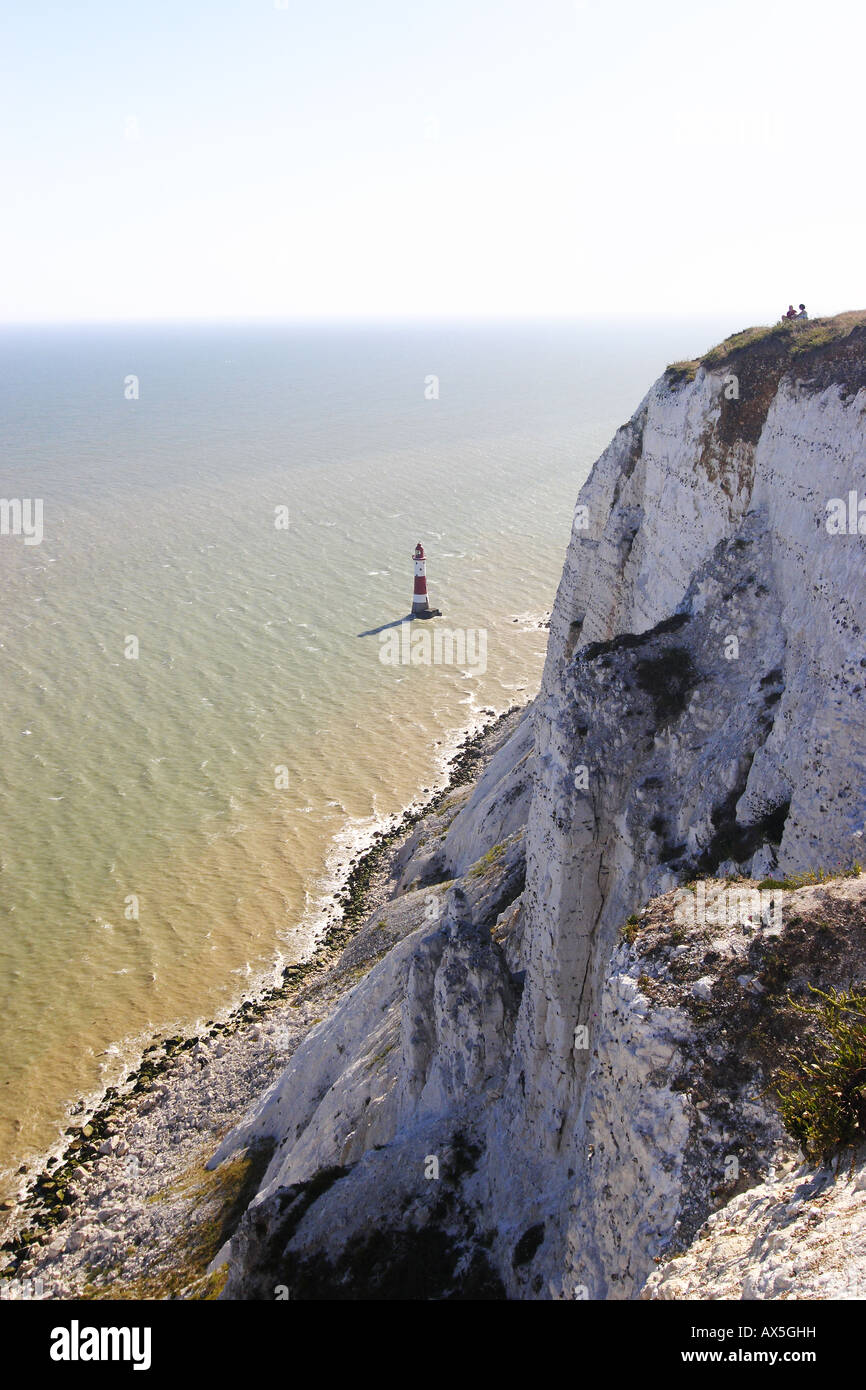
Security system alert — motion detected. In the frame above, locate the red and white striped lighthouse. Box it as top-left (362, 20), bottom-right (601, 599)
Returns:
top-left (412, 542), bottom-right (440, 618)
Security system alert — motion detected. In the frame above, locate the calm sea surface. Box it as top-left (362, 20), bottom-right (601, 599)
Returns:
top-left (0, 318), bottom-right (730, 1187)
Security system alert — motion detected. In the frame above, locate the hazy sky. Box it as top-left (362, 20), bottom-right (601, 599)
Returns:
top-left (2, 0), bottom-right (863, 323)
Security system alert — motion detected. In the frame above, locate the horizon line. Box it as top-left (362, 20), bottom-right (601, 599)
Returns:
top-left (0, 309), bottom-right (784, 331)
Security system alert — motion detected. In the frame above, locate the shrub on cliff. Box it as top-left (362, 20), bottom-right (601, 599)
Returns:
top-left (773, 984), bottom-right (866, 1163)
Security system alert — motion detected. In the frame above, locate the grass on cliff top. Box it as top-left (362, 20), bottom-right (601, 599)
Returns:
top-left (772, 984), bottom-right (866, 1165)
top-left (758, 864), bottom-right (862, 892)
top-left (668, 309), bottom-right (866, 382)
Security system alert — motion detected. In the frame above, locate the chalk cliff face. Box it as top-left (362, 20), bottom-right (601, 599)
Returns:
top-left (215, 317), bottom-right (866, 1299)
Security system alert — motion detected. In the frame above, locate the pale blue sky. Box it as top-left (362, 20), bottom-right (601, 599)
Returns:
top-left (1, 0), bottom-right (863, 322)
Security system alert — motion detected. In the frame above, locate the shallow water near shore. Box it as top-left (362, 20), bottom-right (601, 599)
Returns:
top-left (0, 316), bottom-right (732, 1189)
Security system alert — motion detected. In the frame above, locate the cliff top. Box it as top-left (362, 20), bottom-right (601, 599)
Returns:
top-left (668, 308), bottom-right (866, 384)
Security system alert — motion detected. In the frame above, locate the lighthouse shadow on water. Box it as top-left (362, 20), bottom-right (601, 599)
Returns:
top-left (357, 542), bottom-right (441, 637)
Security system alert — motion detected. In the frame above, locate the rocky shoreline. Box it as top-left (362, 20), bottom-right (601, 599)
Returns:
top-left (0, 703), bottom-right (525, 1298)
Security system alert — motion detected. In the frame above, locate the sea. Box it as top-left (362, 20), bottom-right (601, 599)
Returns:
top-left (0, 316), bottom-right (731, 1191)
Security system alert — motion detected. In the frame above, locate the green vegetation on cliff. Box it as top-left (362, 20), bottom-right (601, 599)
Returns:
top-left (668, 309), bottom-right (866, 383)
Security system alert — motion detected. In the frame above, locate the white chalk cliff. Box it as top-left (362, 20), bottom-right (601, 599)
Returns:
top-left (213, 316), bottom-right (866, 1299)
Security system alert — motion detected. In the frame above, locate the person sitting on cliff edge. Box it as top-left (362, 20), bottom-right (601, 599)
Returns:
top-left (796, 303), bottom-right (808, 319)
top-left (784, 304), bottom-right (798, 320)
